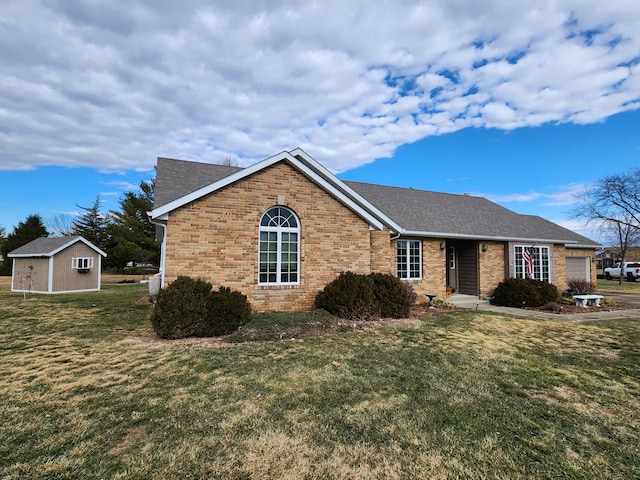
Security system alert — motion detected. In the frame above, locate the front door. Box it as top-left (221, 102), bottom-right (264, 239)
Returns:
top-left (447, 241), bottom-right (479, 296)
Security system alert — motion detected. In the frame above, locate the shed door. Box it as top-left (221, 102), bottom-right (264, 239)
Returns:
top-left (566, 257), bottom-right (589, 282)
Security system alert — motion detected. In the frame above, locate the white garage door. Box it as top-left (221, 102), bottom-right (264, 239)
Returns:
top-left (566, 257), bottom-right (589, 282)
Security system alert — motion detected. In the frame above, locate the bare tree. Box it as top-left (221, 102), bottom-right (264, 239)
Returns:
top-left (573, 168), bottom-right (640, 228)
top-left (219, 156), bottom-right (239, 167)
top-left (572, 168), bottom-right (640, 284)
top-left (46, 213), bottom-right (75, 237)
top-left (599, 217), bottom-right (640, 284)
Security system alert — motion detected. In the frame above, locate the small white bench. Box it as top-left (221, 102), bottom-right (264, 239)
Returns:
top-left (573, 294), bottom-right (604, 307)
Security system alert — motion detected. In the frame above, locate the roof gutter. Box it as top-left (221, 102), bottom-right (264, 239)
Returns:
top-left (398, 230), bottom-right (595, 246)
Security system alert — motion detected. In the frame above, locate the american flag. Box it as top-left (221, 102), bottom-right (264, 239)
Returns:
top-left (523, 246), bottom-right (535, 279)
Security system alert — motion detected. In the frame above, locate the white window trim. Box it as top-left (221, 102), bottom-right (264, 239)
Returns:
top-left (397, 239), bottom-right (422, 280)
top-left (258, 208), bottom-right (301, 286)
top-left (72, 257), bottom-right (94, 270)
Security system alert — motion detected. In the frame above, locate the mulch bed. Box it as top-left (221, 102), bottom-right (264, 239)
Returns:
top-left (528, 302), bottom-right (636, 314)
top-left (131, 300), bottom-right (636, 348)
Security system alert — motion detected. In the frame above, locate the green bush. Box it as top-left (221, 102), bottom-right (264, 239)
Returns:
top-left (314, 272), bottom-right (379, 320)
top-left (490, 278), bottom-right (560, 308)
top-left (150, 276), bottom-right (212, 339)
top-left (151, 277), bottom-right (251, 339)
top-left (369, 273), bottom-right (414, 318)
top-left (201, 286), bottom-right (252, 337)
top-left (315, 272), bottom-right (417, 320)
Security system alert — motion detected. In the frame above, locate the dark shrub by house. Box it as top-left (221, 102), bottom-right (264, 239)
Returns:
top-left (151, 276), bottom-right (251, 339)
top-left (201, 286), bottom-right (252, 336)
top-left (314, 271), bottom-right (379, 320)
top-left (567, 278), bottom-right (595, 295)
top-left (490, 278), bottom-right (560, 308)
top-left (369, 273), bottom-right (414, 318)
top-left (151, 276), bottom-right (212, 339)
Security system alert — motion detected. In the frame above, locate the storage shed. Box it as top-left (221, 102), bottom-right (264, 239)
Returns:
top-left (8, 236), bottom-right (106, 294)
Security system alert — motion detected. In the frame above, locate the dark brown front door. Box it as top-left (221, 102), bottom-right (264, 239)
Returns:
top-left (448, 241), bottom-right (479, 295)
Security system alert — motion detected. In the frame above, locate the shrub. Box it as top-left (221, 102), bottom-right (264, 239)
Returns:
top-left (201, 286), bottom-right (252, 337)
top-left (151, 277), bottom-right (251, 339)
top-left (370, 273), bottom-right (414, 318)
top-left (567, 278), bottom-right (595, 295)
top-left (314, 272), bottom-right (379, 320)
top-left (403, 281), bottom-right (419, 305)
top-left (536, 280), bottom-right (561, 305)
top-left (600, 297), bottom-right (618, 308)
top-left (490, 278), bottom-right (560, 308)
top-left (150, 276), bottom-right (212, 339)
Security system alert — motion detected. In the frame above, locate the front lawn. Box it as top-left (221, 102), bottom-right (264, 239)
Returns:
top-left (597, 278), bottom-right (640, 293)
top-left (1, 283), bottom-right (639, 479)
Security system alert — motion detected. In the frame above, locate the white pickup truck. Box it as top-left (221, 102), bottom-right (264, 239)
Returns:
top-left (604, 262), bottom-right (640, 281)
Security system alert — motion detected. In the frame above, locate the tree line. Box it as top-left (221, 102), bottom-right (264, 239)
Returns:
top-left (0, 180), bottom-right (160, 276)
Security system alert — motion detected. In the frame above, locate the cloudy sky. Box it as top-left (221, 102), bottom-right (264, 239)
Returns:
top-left (1, 0), bottom-right (639, 241)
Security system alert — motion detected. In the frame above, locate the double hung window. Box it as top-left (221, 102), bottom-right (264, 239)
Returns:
top-left (259, 207), bottom-right (299, 284)
top-left (397, 239), bottom-right (421, 279)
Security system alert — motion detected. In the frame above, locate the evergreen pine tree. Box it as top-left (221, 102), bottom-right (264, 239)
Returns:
top-left (72, 195), bottom-right (107, 250)
top-left (0, 215), bottom-right (49, 275)
top-left (106, 180), bottom-right (160, 270)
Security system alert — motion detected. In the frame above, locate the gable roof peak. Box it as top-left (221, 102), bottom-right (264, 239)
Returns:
top-left (8, 235), bottom-right (107, 258)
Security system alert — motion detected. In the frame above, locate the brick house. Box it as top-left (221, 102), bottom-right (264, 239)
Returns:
top-left (150, 148), bottom-right (600, 312)
top-left (8, 236), bottom-right (106, 294)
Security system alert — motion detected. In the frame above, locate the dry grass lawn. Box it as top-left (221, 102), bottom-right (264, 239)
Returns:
top-left (1, 278), bottom-right (639, 479)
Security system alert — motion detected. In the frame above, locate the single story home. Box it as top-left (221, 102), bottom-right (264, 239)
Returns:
top-left (150, 148), bottom-right (601, 312)
top-left (9, 236), bottom-right (106, 294)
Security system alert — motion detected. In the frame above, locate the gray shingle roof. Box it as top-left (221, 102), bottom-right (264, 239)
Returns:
top-left (154, 157), bottom-right (242, 209)
top-left (345, 181), bottom-right (599, 246)
top-left (152, 157), bottom-right (600, 247)
top-left (8, 236), bottom-right (106, 257)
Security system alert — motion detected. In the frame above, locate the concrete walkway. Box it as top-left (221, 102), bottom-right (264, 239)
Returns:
top-left (447, 294), bottom-right (640, 322)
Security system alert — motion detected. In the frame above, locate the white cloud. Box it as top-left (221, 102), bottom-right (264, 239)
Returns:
top-left (0, 0), bottom-right (639, 172)
top-left (483, 183), bottom-right (589, 207)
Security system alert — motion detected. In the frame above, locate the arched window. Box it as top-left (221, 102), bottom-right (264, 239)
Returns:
top-left (259, 206), bottom-right (300, 284)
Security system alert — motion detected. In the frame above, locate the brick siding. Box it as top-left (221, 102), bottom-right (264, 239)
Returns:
top-left (164, 162), bottom-right (381, 312)
top-left (478, 241), bottom-right (506, 298)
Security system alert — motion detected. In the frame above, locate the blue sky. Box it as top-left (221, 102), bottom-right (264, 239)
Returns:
top-left (1, 1), bottom-right (639, 243)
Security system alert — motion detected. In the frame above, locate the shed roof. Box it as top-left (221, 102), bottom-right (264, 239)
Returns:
top-left (8, 236), bottom-right (107, 258)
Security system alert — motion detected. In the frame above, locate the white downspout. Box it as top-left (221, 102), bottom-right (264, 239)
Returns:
top-left (149, 217), bottom-right (167, 288)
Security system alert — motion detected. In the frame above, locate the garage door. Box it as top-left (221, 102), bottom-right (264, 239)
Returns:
top-left (566, 257), bottom-right (589, 282)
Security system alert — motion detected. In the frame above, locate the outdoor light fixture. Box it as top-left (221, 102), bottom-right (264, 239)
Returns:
top-left (482, 243), bottom-right (488, 252)
top-left (440, 241), bottom-right (446, 250)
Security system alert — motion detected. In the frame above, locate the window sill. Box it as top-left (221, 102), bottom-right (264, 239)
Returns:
top-left (257, 284), bottom-right (300, 290)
